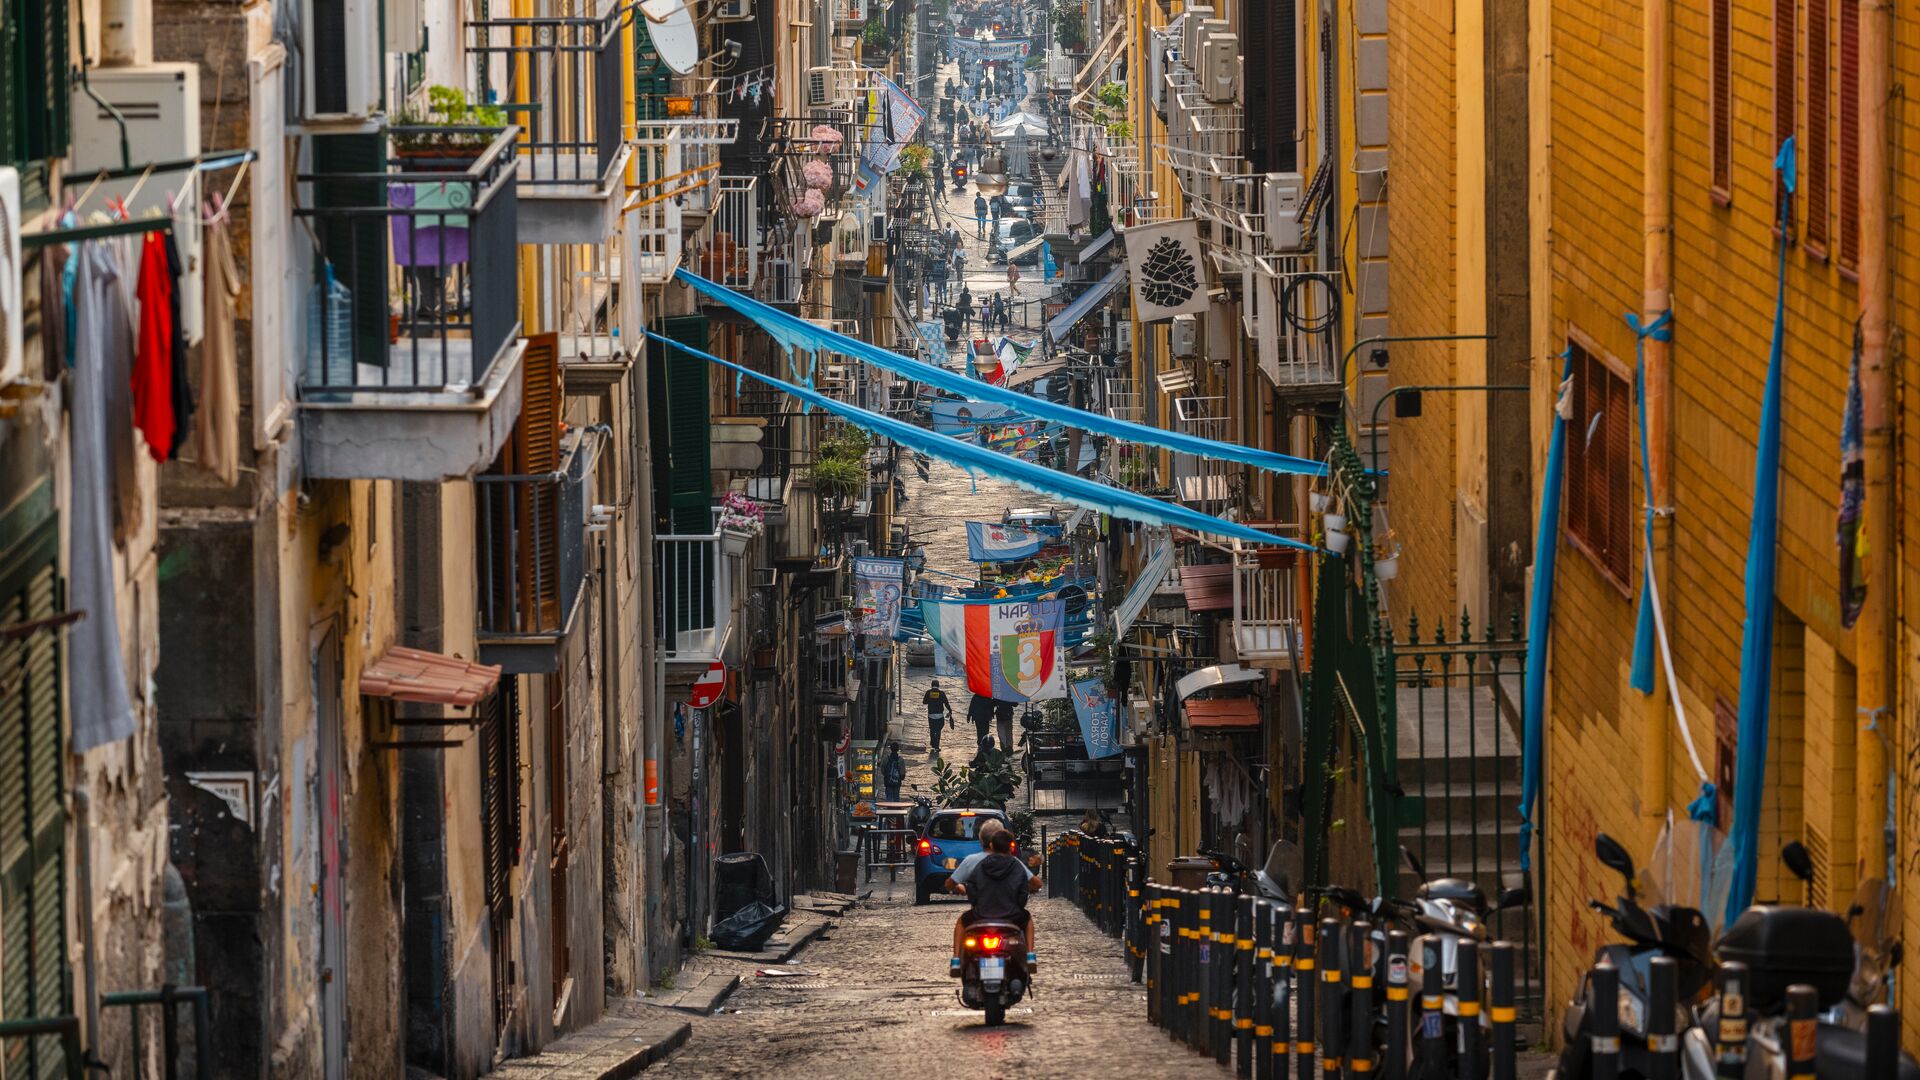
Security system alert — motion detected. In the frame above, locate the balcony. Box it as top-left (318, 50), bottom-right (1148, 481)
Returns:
top-left (1229, 525), bottom-right (1305, 665)
top-left (1172, 394), bottom-right (1235, 508)
top-left (475, 430), bottom-right (600, 673)
top-left (656, 524), bottom-right (735, 665)
top-left (296, 126), bottom-right (526, 481)
top-left (813, 611), bottom-right (858, 702)
top-left (469, 8), bottom-right (632, 243)
top-left (688, 175), bottom-right (762, 290)
top-left (629, 119), bottom-right (740, 283)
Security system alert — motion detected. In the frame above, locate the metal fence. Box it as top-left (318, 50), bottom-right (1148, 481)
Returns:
top-left (469, 8), bottom-right (625, 188)
top-left (475, 433), bottom-right (592, 640)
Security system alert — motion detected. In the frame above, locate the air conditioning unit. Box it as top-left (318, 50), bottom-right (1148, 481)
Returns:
top-left (1264, 172), bottom-right (1308, 251)
top-left (714, 0), bottom-right (754, 20)
top-left (1149, 30), bottom-right (1169, 118)
top-left (0, 168), bottom-right (20, 389)
top-left (1115, 319), bottom-right (1133, 353)
top-left (1169, 314), bottom-right (1198, 358)
top-left (1182, 5), bottom-right (1214, 62)
top-left (302, 0), bottom-right (381, 117)
top-left (1120, 700), bottom-right (1155, 745)
top-left (70, 64), bottom-right (205, 344)
top-left (806, 65), bottom-right (840, 107)
top-left (1200, 29), bottom-right (1242, 104)
top-left (867, 211), bottom-right (887, 245)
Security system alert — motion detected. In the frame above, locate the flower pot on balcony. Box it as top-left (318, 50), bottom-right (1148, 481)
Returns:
top-left (1374, 551), bottom-right (1401, 580)
top-left (722, 528), bottom-right (755, 557)
top-left (1324, 528), bottom-right (1351, 555)
top-left (1322, 512), bottom-right (1347, 532)
top-left (1309, 491), bottom-right (1331, 513)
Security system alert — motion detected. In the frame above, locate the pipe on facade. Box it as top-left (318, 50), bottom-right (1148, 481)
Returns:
top-left (1640, 0), bottom-right (1674, 847)
top-left (72, 790), bottom-right (102, 1058)
top-left (1853, 0), bottom-right (1895, 881)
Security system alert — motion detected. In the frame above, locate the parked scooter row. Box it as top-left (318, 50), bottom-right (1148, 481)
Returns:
top-left (1552, 832), bottom-right (1919, 1079)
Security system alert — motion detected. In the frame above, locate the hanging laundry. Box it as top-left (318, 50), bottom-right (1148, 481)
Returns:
top-left (133, 231), bottom-right (180, 459)
top-left (37, 242), bottom-right (68, 381)
top-left (164, 233), bottom-right (195, 459)
top-left (69, 240), bottom-right (140, 752)
top-left (188, 214), bottom-right (241, 485)
top-left (101, 237), bottom-right (143, 545)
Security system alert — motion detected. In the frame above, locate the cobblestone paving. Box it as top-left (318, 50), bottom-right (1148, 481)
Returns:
top-left (666, 889), bottom-right (1236, 1078)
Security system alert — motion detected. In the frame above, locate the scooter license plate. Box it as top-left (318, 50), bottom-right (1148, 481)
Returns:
top-left (945, 858), bottom-right (958, 870)
top-left (979, 957), bottom-right (1006, 981)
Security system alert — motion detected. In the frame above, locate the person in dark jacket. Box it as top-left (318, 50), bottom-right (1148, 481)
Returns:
top-left (881, 744), bottom-right (906, 800)
top-left (945, 824), bottom-right (1041, 974)
top-left (924, 680), bottom-right (951, 752)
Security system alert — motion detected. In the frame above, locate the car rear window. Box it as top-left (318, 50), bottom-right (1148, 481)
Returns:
top-left (929, 814), bottom-right (1001, 840)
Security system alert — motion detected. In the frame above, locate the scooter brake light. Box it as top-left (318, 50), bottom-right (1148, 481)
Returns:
top-left (983, 935), bottom-right (1002, 950)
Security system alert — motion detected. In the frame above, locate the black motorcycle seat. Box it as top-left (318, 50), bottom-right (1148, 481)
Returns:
top-left (1417, 877), bottom-right (1488, 915)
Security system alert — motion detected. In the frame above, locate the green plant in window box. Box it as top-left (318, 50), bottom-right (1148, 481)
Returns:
top-left (392, 85), bottom-right (509, 161)
top-left (809, 455), bottom-right (867, 503)
top-left (861, 18), bottom-right (891, 51)
top-left (898, 142), bottom-right (934, 177)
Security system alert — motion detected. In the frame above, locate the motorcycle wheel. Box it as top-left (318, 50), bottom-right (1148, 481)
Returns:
top-left (1552, 1040), bottom-right (1590, 1080)
top-left (984, 1002), bottom-right (1006, 1026)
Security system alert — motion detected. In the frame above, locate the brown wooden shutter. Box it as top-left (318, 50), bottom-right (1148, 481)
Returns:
top-left (509, 333), bottom-right (563, 631)
top-left (1838, 0), bottom-right (1860, 270)
top-left (1774, 0), bottom-right (1797, 232)
top-left (1585, 352), bottom-right (1611, 567)
top-left (1806, 0), bottom-right (1831, 251)
top-left (1565, 343), bottom-right (1589, 543)
top-left (1713, 0), bottom-right (1734, 200)
top-left (1605, 365), bottom-right (1633, 582)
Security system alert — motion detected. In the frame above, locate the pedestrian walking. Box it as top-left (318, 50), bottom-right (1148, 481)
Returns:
top-left (959, 286), bottom-right (974, 331)
top-left (1005, 262), bottom-right (1021, 294)
top-left (924, 679), bottom-right (951, 753)
top-left (989, 194), bottom-right (1004, 225)
top-left (968, 693), bottom-right (995, 751)
top-left (973, 194), bottom-right (989, 237)
top-left (990, 292), bottom-right (1007, 330)
top-left (992, 699), bottom-right (1016, 758)
top-left (980, 298), bottom-right (992, 329)
top-left (881, 744), bottom-right (906, 800)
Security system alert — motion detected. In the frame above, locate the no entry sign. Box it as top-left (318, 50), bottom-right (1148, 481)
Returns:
top-left (688, 661), bottom-right (727, 708)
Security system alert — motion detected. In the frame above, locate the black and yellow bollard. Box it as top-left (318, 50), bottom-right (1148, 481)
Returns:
top-left (1713, 961), bottom-right (1747, 1079)
top-left (1320, 916), bottom-right (1346, 1080)
top-left (1197, 886), bottom-right (1217, 1056)
top-left (1383, 929), bottom-right (1410, 1080)
top-left (1455, 939), bottom-right (1482, 1080)
top-left (1589, 962), bottom-right (1620, 1080)
top-left (1347, 920), bottom-right (1374, 1075)
top-left (1785, 984), bottom-right (1818, 1080)
top-left (1647, 956), bottom-right (1678, 1080)
top-left (1128, 857), bottom-right (1146, 981)
top-left (1176, 886), bottom-right (1196, 1046)
top-left (1295, 910), bottom-right (1317, 1080)
top-left (1417, 938), bottom-right (1446, 1077)
top-left (1145, 884), bottom-right (1163, 1027)
top-left (1214, 888), bottom-right (1234, 1065)
top-left (1489, 941), bottom-right (1517, 1080)
top-left (1866, 1004), bottom-right (1899, 1079)
top-left (1236, 894), bottom-right (1255, 1075)
top-left (1253, 899), bottom-right (1275, 1080)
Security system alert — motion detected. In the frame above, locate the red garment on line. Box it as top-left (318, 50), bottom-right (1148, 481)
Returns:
top-left (133, 232), bottom-right (177, 460)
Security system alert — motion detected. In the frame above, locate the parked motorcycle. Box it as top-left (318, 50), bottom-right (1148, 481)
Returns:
top-left (956, 918), bottom-right (1030, 1026)
top-left (1553, 832), bottom-right (1716, 1080)
top-left (1197, 839), bottom-right (1302, 904)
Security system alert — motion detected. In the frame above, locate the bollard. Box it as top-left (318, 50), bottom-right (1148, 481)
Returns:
top-left (1163, 886), bottom-right (1183, 1040)
top-left (1866, 1004), bottom-right (1899, 1079)
top-left (1589, 962), bottom-right (1621, 1080)
top-left (1272, 904), bottom-right (1295, 1080)
top-left (1174, 887), bottom-right (1195, 1045)
top-left (1113, 844), bottom-right (1130, 937)
top-left (1216, 888), bottom-right (1237, 1066)
top-left (1785, 984), bottom-right (1817, 1080)
top-left (1347, 920), bottom-right (1374, 1075)
top-left (1128, 857), bottom-right (1147, 982)
top-left (1146, 884), bottom-right (1163, 1027)
top-left (1417, 938), bottom-right (1447, 1078)
top-left (1647, 956), bottom-right (1678, 1080)
top-left (1489, 941), bottom-right (1517, 1080)
top-left (1713, 961), bottom-right (1748, 1079)
top-left (1236, 894), bottom-right (1255, 1075)
top-left (1196, 886), bottom-right (1216, 1055)
top-left (1296, 909), bottom-right (1317, 1080)
top-left (1253, 900), bottom-right (1274, 1080)
top-left (1320, 916), bottom-right (1346, 1080)
top-left (1455, 939), bottom-right (1482, 1080)
top-left (1383, 930), bottom-right (1410, 1080)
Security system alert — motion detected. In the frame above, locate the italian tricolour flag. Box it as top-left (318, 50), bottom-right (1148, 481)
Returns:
top-left (919, 597), bottom-right (1068, 702)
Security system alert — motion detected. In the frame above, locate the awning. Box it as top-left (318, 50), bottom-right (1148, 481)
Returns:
top-left (1185, 698), bottom-right (1262, 730)
top-left (1077, 229), bottom-right (1116, 264)
top-left (1046, 264), bottom-right (1126, 343)
top-left (1111, 532), bottom-right (1175, 639)
top-left (990, 111), bottom-right (1051, 138)
top-left (1004, 358), bottom-right (1068, 388)
top-left (1176, 663), bottom-right (1266, 702)
top-left (1005, 234), bottom-right (1048, 263)
top-left (361, 647), bottom-right (503, 707)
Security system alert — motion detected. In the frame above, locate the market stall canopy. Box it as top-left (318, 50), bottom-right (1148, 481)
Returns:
top-left (990, 111), bottom-right (1051, 138)
top-left (1046, 264), bottom-right (1126, 343)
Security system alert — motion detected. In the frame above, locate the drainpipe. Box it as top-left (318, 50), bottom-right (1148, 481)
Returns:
top-left (1853, 0), bottom-right (1894, 882)
top-left (1639, 0), bottom-right (1674, 849)
top-left (73, 790), bottom-right (102, 1058)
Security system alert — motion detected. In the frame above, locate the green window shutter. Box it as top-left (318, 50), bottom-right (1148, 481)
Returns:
top-left (650, 315), bottom-right (713, 535)
top-left (311, 133), bottom-right (392, 371)
top-left (1, 510), bottom-right (70, 1080)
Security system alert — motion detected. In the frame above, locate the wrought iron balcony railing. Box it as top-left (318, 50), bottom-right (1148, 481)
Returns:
top-left (1230, 522), bottom-right (1305, 663)
top-left (297, 126), bottom-right (521, 397)
top-left (476, 430), bottom-right (598, 658)
top-left (469, 8), bottom-right (625, 190)
top-left (656, 520), bottom-right (735, 663)
top-left (689, 174), bottom-right (762, 289)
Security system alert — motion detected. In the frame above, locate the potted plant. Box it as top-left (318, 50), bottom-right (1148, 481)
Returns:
top-left (717, 491), bottom-right (766, 556)
top-left (898, 142), bottom-right (934, 179)
top-left (1373, 530), bottom-right (1402, 580)
top-left (392, 84), bottom-right (508, 167)
top-left (860, 18), bottom-right (892, 53)
top-left (809, 456), bottom-right (866, 505)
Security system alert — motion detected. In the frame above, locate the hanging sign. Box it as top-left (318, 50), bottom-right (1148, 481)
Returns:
top-left (1123, 218), bottom-right (1212, 323)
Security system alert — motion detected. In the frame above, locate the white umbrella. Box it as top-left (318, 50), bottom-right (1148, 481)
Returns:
top-left (990, 111), bottom-right (1051, 138)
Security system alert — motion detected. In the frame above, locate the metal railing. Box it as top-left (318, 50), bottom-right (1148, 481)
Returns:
top-left (1229, 527), bottom-right (1302, 662)
top-left (628, 119), bottom-right (740, 283)
top-left (102, 986), bottom-right (212, 1080)
top-left (655, 527), bottom-right (733, 662)
top-left (1172, 395), bottom-right (1234, 508)
top-left (297, 126), bottom-right (521, 397)
top-left (469, 8), bottom-right (625, 188)
top-left (475, 431), bottom-right (595, 641)
top-left (688, 175), bottom-right (761, 289)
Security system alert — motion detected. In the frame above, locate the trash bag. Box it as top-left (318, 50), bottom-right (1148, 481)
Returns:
top-left (713, 852), bottom-right (777, 922)
top-left (710, 901), bottom-right (787, 952)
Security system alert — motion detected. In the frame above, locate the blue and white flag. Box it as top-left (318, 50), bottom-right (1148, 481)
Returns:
top-left (1070, 678), bottom-right (1122, 759)
top-left (966, 521), bottom-right (1053, 562)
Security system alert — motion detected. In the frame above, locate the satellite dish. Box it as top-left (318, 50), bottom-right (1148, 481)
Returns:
top-left (641, 0), bottom-right (702, 75)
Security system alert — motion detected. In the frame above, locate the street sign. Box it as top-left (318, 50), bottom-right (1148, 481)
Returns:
top-left (689, 661), bottom-right (727, 708)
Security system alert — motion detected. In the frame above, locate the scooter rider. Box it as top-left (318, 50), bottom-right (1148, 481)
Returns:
top-left (945, 821), bottom-right (1041, 976)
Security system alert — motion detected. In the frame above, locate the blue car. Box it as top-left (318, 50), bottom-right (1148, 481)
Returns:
top-left (914, 808), bottom-right (1010, 905)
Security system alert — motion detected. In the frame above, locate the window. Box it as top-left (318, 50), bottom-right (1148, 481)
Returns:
top-left (1838, 0), bottom-right (1860, 271)
top-left (929, 813), bottom-right (1007, 841)
top-left (1712, 0), bottom-right (1734, 202)
top-left (1, 0), bottom-right (71, 206)
top-left (1806, 0), bottom-right (1831, 253)
top-left (1775, 0), bottom-right (1797, 231)
top-left (1565, 340), bottom-right (1633, 588)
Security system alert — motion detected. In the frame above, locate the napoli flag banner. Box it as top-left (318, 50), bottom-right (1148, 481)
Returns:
top-left (966, 521), bottom-right (1051, 562)
top-left (920, 597), bottom-right (1068, 702)
top-left (1070, 678), bottom-right (1122, 759)
top-left (852, 557), bottom-right (907, 636)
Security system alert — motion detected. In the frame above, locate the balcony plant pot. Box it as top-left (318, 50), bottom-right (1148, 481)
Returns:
top-left (1324, 528), bottom-right (1351, 555)
top-left (1309, 491), bottom-right (1331, 513)
top-left (722, 528), bottom-right (755, 557)
top-left (1374, 551), bottom-right (1401, 580)
top-left (1322, 511), bottom-right (1347, 532)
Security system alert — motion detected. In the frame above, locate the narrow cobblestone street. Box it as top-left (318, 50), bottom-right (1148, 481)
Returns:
top-left (665, 890), bottom-right (1233, 1078)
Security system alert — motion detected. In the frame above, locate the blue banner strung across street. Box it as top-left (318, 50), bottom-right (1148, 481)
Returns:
top-left (966, 521), bottom-right (1057, 562)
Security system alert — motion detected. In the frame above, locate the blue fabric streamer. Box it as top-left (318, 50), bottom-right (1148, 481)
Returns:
top-left (1519, 348), bottom-right (1575, 872)
top-left (642, 331), bottom-right (1320, 552)
top-left (1627, 309), bottom-right (1673, 695)
top-left (674, 268), bottom-right (1331, 478)
top-left (1727, 137), bottom-right (1795, 924)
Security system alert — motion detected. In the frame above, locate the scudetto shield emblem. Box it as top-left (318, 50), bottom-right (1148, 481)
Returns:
top-left (997, 630), bottom-right (1056, 698)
